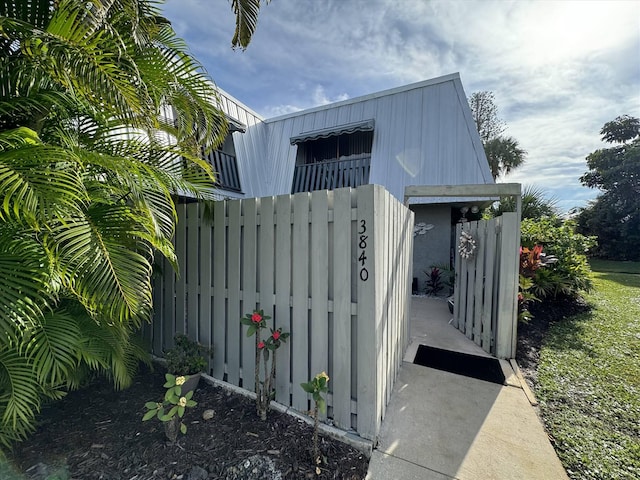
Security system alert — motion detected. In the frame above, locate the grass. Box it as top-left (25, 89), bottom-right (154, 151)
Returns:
top-left (536, 260), bottom-right (640, 480)
top-left (588, 258), bottom-right (640, 274)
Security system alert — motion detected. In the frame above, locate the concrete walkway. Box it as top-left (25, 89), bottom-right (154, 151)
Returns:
top-left (365, 297), bottom-right (567, 480)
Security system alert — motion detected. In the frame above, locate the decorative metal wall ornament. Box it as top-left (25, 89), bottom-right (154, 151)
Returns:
top-left (413, 222), bottom-right (434, 237)
top-left (458, 230), bottom-right (477, 259)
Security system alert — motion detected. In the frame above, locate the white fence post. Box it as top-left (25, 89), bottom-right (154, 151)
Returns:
top-left (356, 184), bottom-right (378, 439)
top-left (495, 212), bottom-right (519, 359)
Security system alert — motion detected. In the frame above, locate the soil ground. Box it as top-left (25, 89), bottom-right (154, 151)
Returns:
top-left (6, 367), bottom-right (368, 480)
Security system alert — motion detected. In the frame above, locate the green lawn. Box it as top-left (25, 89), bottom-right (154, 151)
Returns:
top-left (536, 261), bottom-right (640, 480)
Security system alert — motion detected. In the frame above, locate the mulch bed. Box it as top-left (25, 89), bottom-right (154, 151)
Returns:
top-left (7, 367), bottom-right (369, 479)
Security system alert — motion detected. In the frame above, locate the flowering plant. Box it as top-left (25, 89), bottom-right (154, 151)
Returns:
top-left (142, 373), bottom-right (197, 443)
top-left (518, 245), bottom-right (558, 322)
top-left (301, 372), bottom-right (330, 473)
top-left (241, 310), bottom-right (290, 420)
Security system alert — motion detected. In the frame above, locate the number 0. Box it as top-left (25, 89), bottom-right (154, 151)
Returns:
top-left (360, 268), bottom-right (369, 281)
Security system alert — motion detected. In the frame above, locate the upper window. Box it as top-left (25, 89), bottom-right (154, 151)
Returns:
top-left (205, 132), bottom-right (242, 192)
top-left (202, 117), bottom-right (245, 193)
top-left (290, 120), bottom-right (375, 193)
top-left (296, 130), bottom-right (373, 165)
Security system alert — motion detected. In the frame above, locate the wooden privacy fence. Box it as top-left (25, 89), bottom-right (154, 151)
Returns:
top-left (148, 184), bottom-right (413, 441)
top-left (453, 213), bottom-right (520, 358)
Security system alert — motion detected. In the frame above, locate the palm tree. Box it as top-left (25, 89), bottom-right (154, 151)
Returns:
top-left (468, 91), bottom-right (526, 180)
top-left (489, 185), bottom-right (559, 220)
top-left (484, 136), bottom-right (527, 180)
top-left (0, 0), bottom-right (263, 447)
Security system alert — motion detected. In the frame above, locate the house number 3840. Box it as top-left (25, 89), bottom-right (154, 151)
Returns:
top-left (358, 220), bottom-right (368, 281)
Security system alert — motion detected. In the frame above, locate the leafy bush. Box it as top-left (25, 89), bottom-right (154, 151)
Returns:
top-left (165, 335), bottom-right (213, 375)
top-left (520, 217), bottom-right (596, 298)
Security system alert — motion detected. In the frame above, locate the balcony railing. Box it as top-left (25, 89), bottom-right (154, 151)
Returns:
top-left (291, 156), bottom-right (371, 194)
top-left (204, 150), bottom-right (242, 192)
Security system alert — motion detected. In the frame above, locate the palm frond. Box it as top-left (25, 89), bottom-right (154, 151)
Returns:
top-left (0, 348), bottom-right (41, 447)
top-left (25, 309), bottom-right (81, 386)
top-left (231, 0), bottom-right (264, 50)
top-left (0, 229), bottom-right (54, 339)
top-left (52, 204), bottom-right (153, 325)
top-left (0, 129), bottom-right (88, 225)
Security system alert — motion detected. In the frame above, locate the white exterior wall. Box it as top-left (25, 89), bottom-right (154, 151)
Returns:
top-left (224, 73), bottom-right (493, 202)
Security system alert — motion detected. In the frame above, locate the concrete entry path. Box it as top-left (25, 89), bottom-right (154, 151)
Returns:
top-left (365, 297), bottom-right (567, 480)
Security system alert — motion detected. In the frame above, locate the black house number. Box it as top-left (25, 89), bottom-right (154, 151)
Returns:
top-left (358, 219), bottom-right (369, 281)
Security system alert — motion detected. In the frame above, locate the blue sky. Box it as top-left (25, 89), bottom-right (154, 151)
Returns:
top-left (163, 0), bottom-right (640, 213)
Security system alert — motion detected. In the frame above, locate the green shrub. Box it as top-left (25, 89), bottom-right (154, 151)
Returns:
top-left (520, 217), bottom-right (596, 298)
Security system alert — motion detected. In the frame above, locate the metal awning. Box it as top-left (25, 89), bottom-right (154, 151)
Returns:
top-left (290, 119), bottom-right (375, 145)
top-left (227, 115), bottom-right (246, 133)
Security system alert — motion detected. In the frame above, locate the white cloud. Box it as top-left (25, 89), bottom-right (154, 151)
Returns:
top-left (312, 85), bottom-right (349, 106)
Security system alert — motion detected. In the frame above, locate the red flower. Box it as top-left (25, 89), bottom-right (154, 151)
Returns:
top-left (251, 312), bottom-right (262, 323)
top-left (258, 341), bottom-right (265, 349)
top-left (272, 330), bottom-right (280, 341)
top-left (518, 293), bottom-right (524, 302)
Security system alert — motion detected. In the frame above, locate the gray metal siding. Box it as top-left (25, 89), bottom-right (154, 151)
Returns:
top-left (222, 73), bottom-right (493, 201)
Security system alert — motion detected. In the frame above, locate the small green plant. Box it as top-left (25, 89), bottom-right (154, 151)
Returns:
top-left (142, 373), bottom-right (197, 443)
top-left (301, 372), bottom-right (330, 475)
top-left (240, 310), bottom-right (290, 420)
top-left (165, 334), bottom-right (213, 375)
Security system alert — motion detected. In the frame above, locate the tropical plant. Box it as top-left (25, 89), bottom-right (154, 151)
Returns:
top-left (165, 334), bottom-right (213, 376)
top-left (520, 218), bottom-right (596, 299)
top-left (576, 115), bottom-right (640, 260)
top-left (240, 310), bottom-right (290, 420)
top-left (143, 373), bottom-right (197, 443)
top-left (0, 0), bottom-right (264, 449)
top-left (424, 267), bottom-right (444, 296)
top-left (517, 245), bottom-right (559, 321)
top-left (301, 371), bottom-right (330, 474)
top-left (489, 185), bottom-right (559, 220)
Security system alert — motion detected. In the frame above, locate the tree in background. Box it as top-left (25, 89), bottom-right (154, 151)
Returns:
top-left (576, 115), bottom-right (640, 260)
top-left (468, 91), bottom-right (526, 179)
top-left (0, 0), bottom-right (263, 448)
top-left (489, 185), bottom-right (559, 220)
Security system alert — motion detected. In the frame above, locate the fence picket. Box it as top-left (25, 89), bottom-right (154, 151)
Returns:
top-left (482, 219), bottom-right (497, 351)
top-left (274, 195), bottom-right (292, 404)
top-left (187, 203), bottom-right (199, 338)
top-left (162, 254), bottom-right (175, 352)
top-left (175, 203), bottom-right (187, 335)
top-left (199, 207), bottom-right (213, 373)
top-left (472, 221), bottom-right (485, 346)
top-left (291, 193), bottom-right (310, 411)
top-left (241, 198), bottom-right (258, 391)
top-left (310, 191), bottom-right (329, 418)
top-left (227, 201), bottom-right (242, 384)
top-left (332, 188), bottom-right (353, 430)
top-left (212, 201), bottom-right (227, 379)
